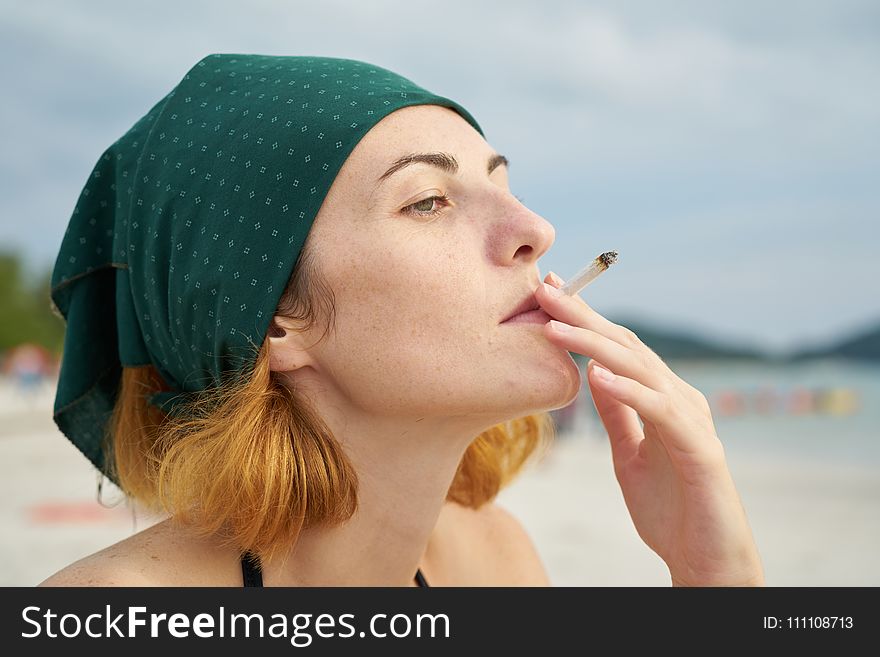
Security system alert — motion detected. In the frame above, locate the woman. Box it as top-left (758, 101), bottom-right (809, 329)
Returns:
top-left (40, 54), bottom-right (763, 587)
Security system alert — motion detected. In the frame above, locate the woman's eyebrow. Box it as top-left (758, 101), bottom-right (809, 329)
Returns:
top-left (376, 151), bottom-right (509, 186)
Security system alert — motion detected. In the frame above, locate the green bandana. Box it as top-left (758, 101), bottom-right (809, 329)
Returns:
top-left (50, 53), bottom-right (484, 475)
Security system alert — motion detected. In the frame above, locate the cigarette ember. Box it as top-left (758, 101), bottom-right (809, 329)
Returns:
top-left (598, 250), bottom-right (618, 269)
top-left (558, 250), bottom-right (618, 296)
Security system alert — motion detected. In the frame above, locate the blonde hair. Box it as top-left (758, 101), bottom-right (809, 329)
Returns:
top-left (104, 244), bottom-right (556, 563)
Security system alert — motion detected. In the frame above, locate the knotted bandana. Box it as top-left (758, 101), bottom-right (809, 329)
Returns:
top-left (50, 53), bottom-right (484, 475)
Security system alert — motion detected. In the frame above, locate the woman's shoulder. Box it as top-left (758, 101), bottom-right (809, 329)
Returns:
top-left (431, 500), bottom-right (551, 586)
top-left (38, 502), bottom-right (550, 587)
top-left (37, 517), bottom-right (241, 587)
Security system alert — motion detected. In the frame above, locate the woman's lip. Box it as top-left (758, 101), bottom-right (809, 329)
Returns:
top-left (501, 308), bottom-right (552, 325)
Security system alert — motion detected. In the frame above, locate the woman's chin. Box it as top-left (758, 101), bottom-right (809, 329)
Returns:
top-left (508, 358), bottom-right (582, 411)
top-left (549, 357), bottom-right (583, 405)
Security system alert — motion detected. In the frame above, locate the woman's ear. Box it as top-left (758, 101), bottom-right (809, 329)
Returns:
top-left (267, 316), bottom-right (316, 374)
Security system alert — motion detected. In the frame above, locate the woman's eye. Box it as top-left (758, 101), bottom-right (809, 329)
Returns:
top-left (402, 194), bottom-right (449, 217)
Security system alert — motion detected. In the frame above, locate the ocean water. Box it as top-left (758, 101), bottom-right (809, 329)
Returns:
top-left (557, 358), bottom-right (880, 468)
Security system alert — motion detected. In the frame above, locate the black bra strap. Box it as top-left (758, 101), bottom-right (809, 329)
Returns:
top-left (241, 551), bottom-right (429, 587)
top-left (241, 550), bottom-right (263, 587)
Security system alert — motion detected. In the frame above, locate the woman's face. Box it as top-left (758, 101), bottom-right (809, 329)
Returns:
top-left (274, 104), bottom-right (581, 426)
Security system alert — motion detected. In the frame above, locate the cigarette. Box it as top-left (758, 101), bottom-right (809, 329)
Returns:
top-left (558, 250), bottom-right (618, 296)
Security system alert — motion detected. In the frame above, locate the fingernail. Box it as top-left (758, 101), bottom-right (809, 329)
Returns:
top-left (549, 271), bottom-right (565, 287)
top-left (592, 364), bottom-right (615, 382)
top-left (543, 282), bottom-right (564, 298)
top-left (549, 319), bottom-right (571, 332)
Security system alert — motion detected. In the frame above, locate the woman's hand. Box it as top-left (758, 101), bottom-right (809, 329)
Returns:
top-left (538, 272), bottom-right (764, 587)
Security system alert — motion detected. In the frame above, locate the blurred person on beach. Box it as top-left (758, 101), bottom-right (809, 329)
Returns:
top-left (40, 54), bottom-right (763, 588)
top-left (3, 343), bottom-right (54, 398)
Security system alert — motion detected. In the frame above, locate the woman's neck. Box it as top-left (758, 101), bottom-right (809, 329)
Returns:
top-left (262, 412), bottom-right (487, 586)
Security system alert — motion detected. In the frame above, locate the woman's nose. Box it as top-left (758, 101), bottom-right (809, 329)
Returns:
top-left (501, 193), bottom-right (556, 265)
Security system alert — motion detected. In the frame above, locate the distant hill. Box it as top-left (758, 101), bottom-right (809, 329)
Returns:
top-left (567, 315), bottom-right (880, 363)
top-left (786, 321), bottom-right (880, 362)
top-left (616, 316), bottom-right (769, 361)
top-left (566, 315), bottom-right (770, 364)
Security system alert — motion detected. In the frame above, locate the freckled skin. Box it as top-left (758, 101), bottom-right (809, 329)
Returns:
top-left (271, 104), bottom-right (581, 431)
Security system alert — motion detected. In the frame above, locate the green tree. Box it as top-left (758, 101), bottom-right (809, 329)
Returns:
top-left (0, 252), bottom-right (65, 354)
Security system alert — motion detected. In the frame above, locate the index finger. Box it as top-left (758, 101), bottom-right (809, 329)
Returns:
top-left (538, 276), bottom-right (639, 349)
top-left (538, 275), bottom-right (679, 381)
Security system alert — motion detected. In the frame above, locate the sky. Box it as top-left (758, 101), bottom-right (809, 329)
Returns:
top-left (1, 0), bottom-right (878, 355)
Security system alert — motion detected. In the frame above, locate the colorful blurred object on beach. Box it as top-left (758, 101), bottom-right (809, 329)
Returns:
top-left (709, 385), bottom-right (861, 417)
top-left (1, 343), bottom-right (59, 395)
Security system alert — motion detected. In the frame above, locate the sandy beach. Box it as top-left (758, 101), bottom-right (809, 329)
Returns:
top-left (1, 378), bottom-right (877, 586)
